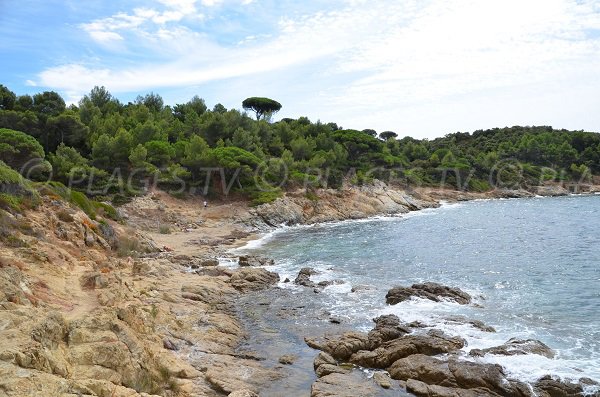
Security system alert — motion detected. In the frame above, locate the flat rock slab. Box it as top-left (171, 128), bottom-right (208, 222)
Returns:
top-left (311, 371), bottom-right (410, 397)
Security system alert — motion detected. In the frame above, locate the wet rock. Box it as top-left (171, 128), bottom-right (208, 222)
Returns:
top-left (367, 315), bottom-right (411, 347)
top-left (351, 284), bottom-right (374, 293)
top-left (316, 363), bottom-right (350, 378)
top-left (294, 267), bottom-right (319, 288)
top-left (311, 372), bottom-right (386, 397)
top-left (306, 332), bottom-right (371, 361)
top-left (278, 354), bottom-right (297, 365)
top-left (534, 376), bottom-right (591, 397)
top-left (314, 352), bottom-right (337, 370)
top-left (470, 338), bottom-right (555, 359)
top-left (388, 354), bottom-right (452, 386)
top-left (238, 255), bottom-right (274, 267)
top-left (229, 268), bottom-right (279, 292)
top-left (444, 315), bottom-right (496, 332)
top-left (373, 372), bottom-right (392, 389)
top-left (386, 282), bottom-right (471, 305)
top-left (390, 355), bottom-right (530, 396)
top-left (350, 331), bottom-right (465, 369)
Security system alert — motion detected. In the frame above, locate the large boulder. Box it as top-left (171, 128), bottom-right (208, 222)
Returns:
top-left (389, 355), bottom-right (530, 396)
top-left (229, 268), bottom-right (279, 292)
top-left (386, 282), bottom-right (471, 305)
top-left (306, 332), bottom-right (371, 361)
top-left (350, 331), bottom-right (465, 369)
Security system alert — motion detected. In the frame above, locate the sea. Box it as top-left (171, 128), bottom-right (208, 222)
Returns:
top-left (232, 195), bottom-right (600, 395)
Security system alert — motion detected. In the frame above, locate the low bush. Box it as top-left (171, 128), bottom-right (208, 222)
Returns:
top-left (250, 189), bottom-right (282, 206)
top-left (116, 235), bottom-right (142, 257)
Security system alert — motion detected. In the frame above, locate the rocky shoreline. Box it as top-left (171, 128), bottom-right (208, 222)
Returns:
top-left (1, 183), bottom-right (599, 396)
top-left (301, 282), bottom-right (598, 397)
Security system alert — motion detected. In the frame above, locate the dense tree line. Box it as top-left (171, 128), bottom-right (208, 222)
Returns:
top-left (0, 84), bottom-right (599, 205)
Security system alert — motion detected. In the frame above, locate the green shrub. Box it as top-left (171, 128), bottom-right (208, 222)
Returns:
top-left (468, 178), bottom-right (492, 192)
top-left (92, 201), bottom-right (119, 220)
top-left (69, 190), bottom-right (96, 219)
top-left (116, 235), bottom-right (141, 257)
top-left (0, 161), bottom-right (23, 184)
top-left (0, 193), bottom-right (21, 211)
top-left (250, 189), bottom-right (282, 206)
top-left (0, 128), bottom-right (45, 171)
top-left (305, 190), bottom-right (319, 201)
top-left (158, 224), bottom-right (171, 234)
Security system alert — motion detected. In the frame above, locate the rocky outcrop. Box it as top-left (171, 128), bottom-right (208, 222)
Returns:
top-left (311, 372), bottom-right (392, 397)
top-left (391, 355), bottom-right (531, 396)
top-left (305, 311), bottom-right (598, 397)
top-left (385, 282), bottom-right (471, 305)
top-left (534, 376), bottom-right (599, 397)
top-left (294, 267), bottom-right (319, 288)
top-left (229, 267), bottom-right (280, 292)
top-left (470, 338), bottom-right (555, 359)
top-left (238, 255), bottom-right (275, 267)
top-left (350, 331), bottom-right (465, 369)
top-left (246, 181), bottom-right (438, 229)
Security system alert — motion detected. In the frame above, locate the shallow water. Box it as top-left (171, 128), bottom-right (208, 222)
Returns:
top-left (235, 195), bottom-right (600, 394)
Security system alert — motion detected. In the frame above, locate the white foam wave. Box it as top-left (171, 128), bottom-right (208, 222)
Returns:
top-left (377, 298), bottom-right (600, 388)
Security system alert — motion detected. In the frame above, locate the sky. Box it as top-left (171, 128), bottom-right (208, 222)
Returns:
top-left (1, 0), bottom-right (600, 139)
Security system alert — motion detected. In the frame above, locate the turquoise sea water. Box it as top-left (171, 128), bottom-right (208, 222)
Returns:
top-left (236, 195), bottom-right (600, 390)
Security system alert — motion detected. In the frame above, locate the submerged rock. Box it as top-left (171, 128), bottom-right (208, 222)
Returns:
top-left (278, 354), bottom-right (297, 365)
top-left (444, 315), bottom-right (496, 332)
top-left (385, 282), bottom-right (471, 305)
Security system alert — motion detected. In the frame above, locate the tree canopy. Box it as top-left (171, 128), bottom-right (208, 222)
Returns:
top-left (242, 97), bottom-right (282, 121)
top-left (0, 83), bottom-right (598, 204)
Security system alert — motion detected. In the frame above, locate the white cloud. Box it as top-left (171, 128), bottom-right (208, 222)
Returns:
top-left (88, 30), bottom-right (124, 44)
top-left (200, 0), bottom-right (223, 6)
top-left (35, 0), bottom-right (600, 136)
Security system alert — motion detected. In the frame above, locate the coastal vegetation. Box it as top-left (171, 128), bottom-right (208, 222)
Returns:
top-left (0, 83), bottom-right (599, 205)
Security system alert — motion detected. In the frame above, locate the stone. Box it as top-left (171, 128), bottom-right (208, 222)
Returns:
top-left (350, 332), bottom-right (465, 369)
top-left (278, 354), bottom-right (297, 365)
top-left (315, 364), bottom-right (350, 378)
top-left (386, 282), bottom-right (471, 305)
top-left (372, 372), bottom-right (392, 389)
top-left (238, 255), bottom-right (274, 267)
top-left (470, 338), bottom-right (555, 359)
top-left (163, 338), bottom-right (178, 351)
top-left (313, 352), bottom-right (337, 370)
top-left (294, 267), bottom-right (319, 288)
top-left (534, 375), bottom-right (589, 397)
top-left (229, 268), bottom-right (279, 292)
top-left (311, 372), bottom-right (385, 397)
